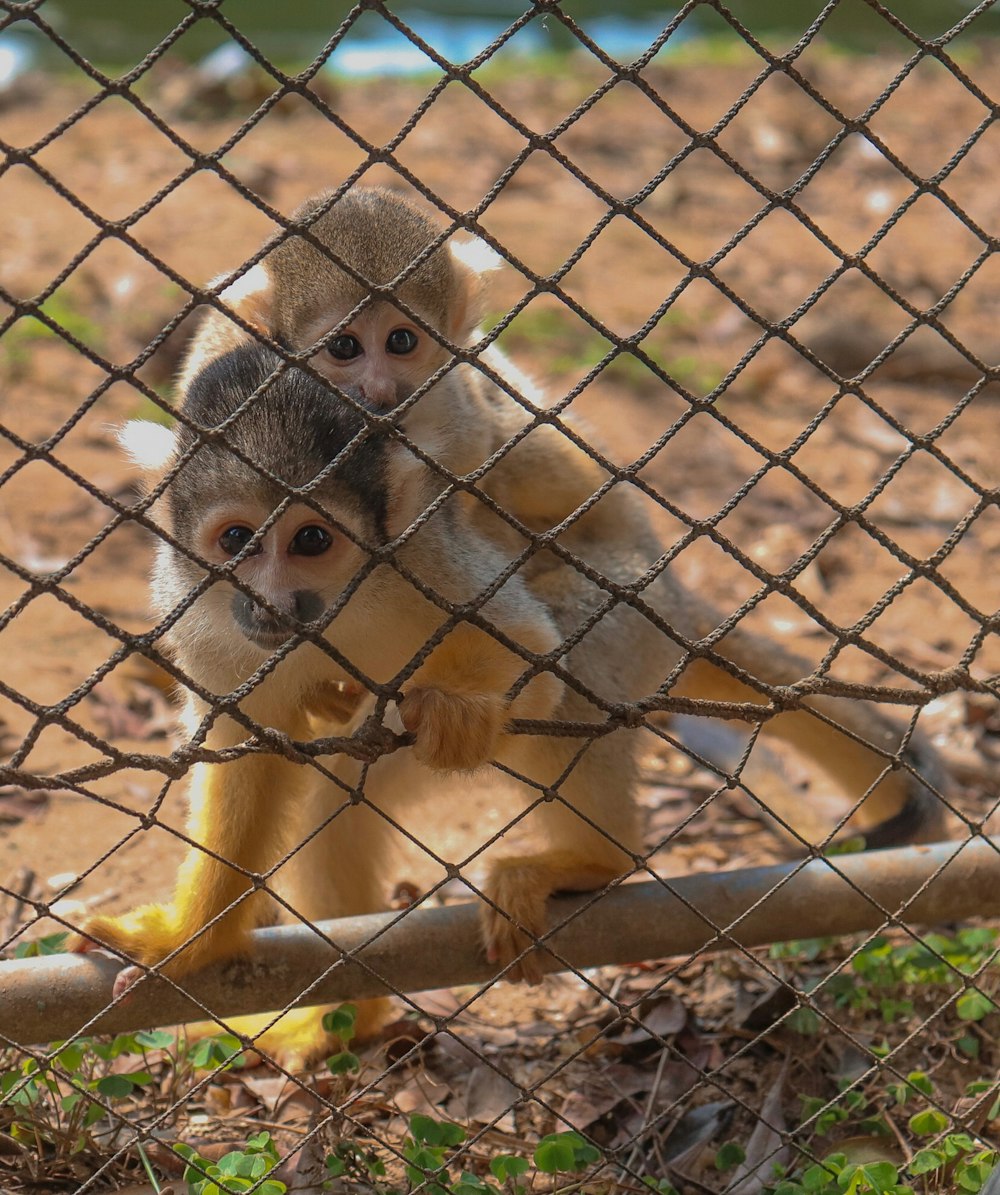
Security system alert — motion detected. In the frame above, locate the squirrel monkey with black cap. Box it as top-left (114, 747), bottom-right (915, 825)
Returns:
top-left (70, 187), bottom-right (944, 1067)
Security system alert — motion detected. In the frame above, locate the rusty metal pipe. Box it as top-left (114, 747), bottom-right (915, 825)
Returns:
top-left (0, 838), bottom-right (995, 1047)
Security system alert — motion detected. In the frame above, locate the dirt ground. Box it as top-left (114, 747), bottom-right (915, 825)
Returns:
top-left (2, 36), bottom-right (1000, 1192)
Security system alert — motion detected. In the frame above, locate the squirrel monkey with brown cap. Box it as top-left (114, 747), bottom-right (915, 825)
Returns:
top-left (70, 187), bottom-right (943, 1067)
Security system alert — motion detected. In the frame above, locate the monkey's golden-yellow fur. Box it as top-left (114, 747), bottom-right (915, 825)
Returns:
top-left (70, 187), bottom-right (943, 1069)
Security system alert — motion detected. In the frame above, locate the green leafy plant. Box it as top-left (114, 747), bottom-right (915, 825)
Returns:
top-left (175, 1130), bottom-right (285, 1195)
top-left (185, 1032), bottom-right (245, 1071)
top-left (773, 1066), bottom-right (1000, 1195)
top-left (13, 930), bottom-right (70, 958)
top-left (0, 1022), bottom-right (256, 1186)
top-left (321, 1116), bottom-right (613, 1195)
top-left (780, 929), bottom-right (998, 1048)
top-left (0, 1031), bottom-right (165, 1159)
top-left (767, 1142), bottom-right (1000, 1194)
top-left (323, 1002), bottom-right (362, 1076)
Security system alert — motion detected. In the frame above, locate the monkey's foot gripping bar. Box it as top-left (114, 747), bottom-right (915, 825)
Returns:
top-left (1, 838), bottom-right (995, 1047)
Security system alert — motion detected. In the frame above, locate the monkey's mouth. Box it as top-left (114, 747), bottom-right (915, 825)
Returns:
top-left (239, 625), bottom-right (297, 651)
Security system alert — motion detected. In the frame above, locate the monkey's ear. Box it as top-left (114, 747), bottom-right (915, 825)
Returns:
top-left (213, 261), bottom-right (273, 335)
top-left (447, 237), bottom-right (502, 340)
top-left (117, 420), bottom-right (178, 476)
top-left (450, 236), bottom-right (502, 277)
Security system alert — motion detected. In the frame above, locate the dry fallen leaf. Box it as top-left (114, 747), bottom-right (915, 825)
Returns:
top-left (614, 993), bottom-right (688, 1046)
top-left (727, 1058), bottom-right (790, 1194)
top-left (662, 1099), bottom-right (735, 1166)
top-left (232, 1070), bottom-right (306, 1117)
top-left (462, 1062), bottom-right (519, 1129)
top-left (559, 1062), bottom-right (653, 1132)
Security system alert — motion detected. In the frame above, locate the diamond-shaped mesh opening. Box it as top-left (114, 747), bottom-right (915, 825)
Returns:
top-left (468, 23), bottom-right (598, 131)
top-left (941, 119), bottom-right (1000, 240)
top-left (4, 5), bottom-right (1000, 1194)
top-left (637, 45), bottom-right (764, 134)
top-left (933, 502), bottom-right (1000, 615)
top-left (864, 191), bottom-right (988, 303)
top-left (794, 130), bottom-right (916, 253)
top-left (933, 389), bottom-right (1000, 489)
top-left (325, 5), bottom-right (446, 81)
top-left (2, 330), bottom-right (109, 443)
top-left (792, 268), bottom-right (912, 376)
top-left (634, 275), bottom-right (763, 393)
top-left (633, 153), bottom-right (760, 263)
top-left (714, 69), bottom-right (844, 194)
top-left (553, 80), bottom-right (691, 200)
top-left (717, 464), bottom-right (840, 553)
top-left (128, 167), bottom-right (279, 280)
top-left (863, 572), bottom-right (985, 668)
top-left (936, 252), bottom-right (1000, 366)
top-left (208, 90), bottom-right (369, 195)
top-left (804, 520), bottom-right (913, 621)
top-left (478, 157), bottom-right (610, 276)
top-left (560, 214), bottom-right (688, 338)
top-left (0, 61), bottom-right (104, 148)
top-left (0, 164), bottom-right (97, 299)
top-left (714, 206), bottom-right (843, 323)
top-left (31, 96), bottom-right (198, 222)
top-left (867, 54), bottom-right (994, 181)
top-left (0, 585), bottom-right (121, 704)
top-left (392, 81), bottom-right (528, 211)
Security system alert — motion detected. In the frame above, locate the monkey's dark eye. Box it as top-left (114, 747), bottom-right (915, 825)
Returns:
top-left (327, 334), bottom-right (362, 361)
top-left (386, 328), bottom-right (418, 356)
top-left (219, 525), bottom-right (257, 557)
top-left (290, 525), bottom-right (333, 557)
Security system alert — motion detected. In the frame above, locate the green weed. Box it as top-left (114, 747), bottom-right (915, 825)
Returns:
top-left (176, 1130), bottom-right (285, 1195)
top-left (1, 289), bottom-right (104, 376)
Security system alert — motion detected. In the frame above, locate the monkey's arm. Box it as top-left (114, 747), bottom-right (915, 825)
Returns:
top-left (344, 523), bottom-right (564, 773)
top-left (398, 614), bottom-right (563, 772)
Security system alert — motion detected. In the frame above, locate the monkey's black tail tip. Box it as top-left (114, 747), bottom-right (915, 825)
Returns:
top-left (861, 743), bottom-right (947, 851)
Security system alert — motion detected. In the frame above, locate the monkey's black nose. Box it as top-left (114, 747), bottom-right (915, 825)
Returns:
top-left (231, 589), bottom-right (326, 646)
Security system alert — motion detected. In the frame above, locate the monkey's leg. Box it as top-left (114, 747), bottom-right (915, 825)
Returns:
top-left (69, 749), bottom-right (307, 990)
top-left (675, 657), bottom-right (941, 844)
top-left (482, 728), bottom-right (641, 984)
top-left (215, 755), bottom-right (412, 1070)
top-left (250, 781), bottom-right (402, 1068)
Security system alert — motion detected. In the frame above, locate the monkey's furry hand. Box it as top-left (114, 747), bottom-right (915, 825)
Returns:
top-left (398, 686), bottom-right (507, 771)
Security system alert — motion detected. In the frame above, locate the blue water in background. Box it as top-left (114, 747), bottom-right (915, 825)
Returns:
top-left (0, 4), bottom-right (689, 86)
top-left (0, 4), bottom-right (687, 86)
top-left (0, 1), bottom-right (995, 84)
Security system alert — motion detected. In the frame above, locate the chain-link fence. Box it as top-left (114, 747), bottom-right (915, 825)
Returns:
top-left (2, 2), bottom-right (1000, 1192)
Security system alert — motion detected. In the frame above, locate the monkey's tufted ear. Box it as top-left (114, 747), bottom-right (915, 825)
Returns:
top-left (450, 236), bottom-right (502, 276)
top-left (447, 237), bottom-right (502, 341)
top-left (117, 420), bottom-right (178, 476)
top-left (213, 261), bottom-right (273, 335)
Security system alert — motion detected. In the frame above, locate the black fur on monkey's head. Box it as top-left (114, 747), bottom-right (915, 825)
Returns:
top-left (167, 343), bottom-right (392, 546)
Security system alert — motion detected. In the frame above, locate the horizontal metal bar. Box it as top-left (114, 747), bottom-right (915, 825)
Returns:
top-left (0, 838), bottom-right (995, 1048)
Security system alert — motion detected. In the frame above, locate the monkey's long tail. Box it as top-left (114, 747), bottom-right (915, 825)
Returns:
top-left (672, 618), bottom-right (949, 849)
